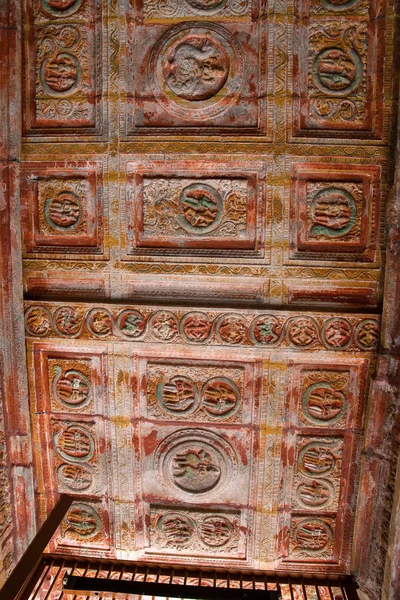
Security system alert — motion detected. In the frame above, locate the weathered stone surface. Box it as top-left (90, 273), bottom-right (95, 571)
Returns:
top-left (0, 0), bottom-right (399, 594)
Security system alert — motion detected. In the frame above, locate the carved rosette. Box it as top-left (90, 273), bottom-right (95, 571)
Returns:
top-left (142, 0), bottom-right (251, 20)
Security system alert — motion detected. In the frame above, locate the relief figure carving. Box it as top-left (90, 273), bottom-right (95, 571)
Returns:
top-left (163, 34), bottom-right (229, 101)
top-left (52, 365), bottom-right (91, 408)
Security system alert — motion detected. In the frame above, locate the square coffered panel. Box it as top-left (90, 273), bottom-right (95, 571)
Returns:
top-left (11, 0), bottom-right (396, 589)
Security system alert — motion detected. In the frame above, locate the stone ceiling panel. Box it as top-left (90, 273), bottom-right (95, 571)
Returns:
top-left (24, 301), bottom-right (377, 573)
top-left (0, 0), bottom-right (393, 592)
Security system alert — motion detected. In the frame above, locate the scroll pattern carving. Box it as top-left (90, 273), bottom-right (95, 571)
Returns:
top-left (127, 13), bottom-right (266, 134)
top-left (49, 359), bottom-right (91, 410)
top-left (146, 362), bottom-right (245, 422)
top-left (20, 162), bottom-right (103, 255)
top-left (125, 159), bottom-right (265, 258)
top-left (38, 178), bottom-right (87, 236)
top-left (142, 0), bottom-right (251, 20)
top-left (305, 182), bottom-right (362, 243)
top-left (25, 0), bottom-right (101, 133)
top-left (24, 302), bottom-right (381, 352)
top-left (149, 506), bottom-right (242, 556)
top-left (290, 163), bottom-right (380, 260)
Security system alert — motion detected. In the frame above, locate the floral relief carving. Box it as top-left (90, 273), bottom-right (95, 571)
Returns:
top-left (25, 0), bottom-right (101, 133)
top-left (142, 0), bottom-right (251, 20)
top-left (141, 178), bottom-right (248, 242)
top-left (308, 23), bottom-right (367, 128)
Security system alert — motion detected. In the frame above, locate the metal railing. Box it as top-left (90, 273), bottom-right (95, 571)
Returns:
top-left (0, 495), bottom-right (360, 600)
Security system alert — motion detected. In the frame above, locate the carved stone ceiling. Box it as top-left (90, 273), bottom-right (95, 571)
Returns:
top-left (18, 0), bottom-right (394, 581)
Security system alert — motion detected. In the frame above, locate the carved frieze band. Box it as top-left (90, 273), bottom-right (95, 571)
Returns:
top-left (23, 0), bottom-right (103, 135)
top-left (148, 506), bottom-right (246, 558)
top-left (290, 163), bottom-right (380, 262)
top-left (21, 161), bottom-right (104, 256)
top-left (124, 159), bottom-right (267, 258)
top-left (24, 303), bottom-right (381, 352)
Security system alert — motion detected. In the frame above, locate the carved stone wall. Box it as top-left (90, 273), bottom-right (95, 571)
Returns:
top-left (0, 0), bottom-right (398, 594)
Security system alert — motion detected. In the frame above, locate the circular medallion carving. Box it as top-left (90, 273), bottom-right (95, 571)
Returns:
top-left (293, 519), bottom-right (333, 552)
top-left (250, 315), bottom-right (283, 346)
top-left (157, 513), bottom-right (195, 547)
top-left (87, 309), bottom-right (113, 337)
top-left (177, 183), bottom-right (223, 234)
top-left (216, 314), bottom-right (248, 345)
top-left (54, 425), bottom-right (94, 462)
top-left (25, 306), bottom-right (52, 337)
top-left (57, 463), bottom-right (93, 491)
top-left (150, 311), bottom-right (180, 341)
top-left (64, 503), bottom-right (100, 538)
top-left (355, 319), bottom-right (380, 350)
top-left (287, 317), bottom-right (319, 347)
top-left (117, 309), bottom-right (147, 339)
top-left (198, 515), bottom-right (233, 547)
top-left (310, 188), bottom-right (357, 237)
top-left (321, 0), bottom-right (362, 10)
top-left (151, 23), bottom-right (244, 121)
top-left (298, 442), bottom-right (337, 477)
top-left (155, 429), bottom-right (237, 497)
top-left (41, 0), bottom-right (83, 16)
top-left (41, 52), bottom-right (80, 94)
top-left (302, 383), bottom-right (346, 424)
top-left (172, 446), bottom-right (221, 492)
top-left (296, 479), bottom-right (334, 509)
top-left (180, 312), bottom-right (213, 343)
top-left (186, 0), bottom-right (228, 9)
top-left (322, 318), bottom-right (352, 349)
top-left (54, 306), bottom-right (83, 336)
top-left (312, 48), bottom-right (362, 96)
top-left (45, 191), bottom-right (81, 230)
top-left (157, 376), bottom-right (199, 415)
top-left (201, 377), bottom-right (240, 418)
top-left (163, 34), bottom-right (229, 101)
top-left (53, 366), bottom-right (91, 408)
